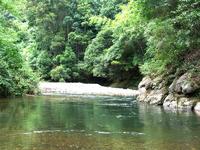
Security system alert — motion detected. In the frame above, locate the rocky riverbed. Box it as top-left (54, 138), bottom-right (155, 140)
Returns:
top-left (39, 82), bottom-right (139, 97)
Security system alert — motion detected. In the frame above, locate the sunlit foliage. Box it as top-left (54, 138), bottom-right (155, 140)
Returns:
top-left (0, 0), bottom-right (38, 97)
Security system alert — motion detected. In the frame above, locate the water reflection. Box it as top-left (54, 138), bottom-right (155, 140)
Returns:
top-left (0, 96), bottom-right (200, 150)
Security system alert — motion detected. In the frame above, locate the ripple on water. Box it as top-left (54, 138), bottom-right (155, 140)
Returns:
top-left (96, 103), bottom-right (132, 107)
top-left (94, 131), bottom-right (145, 136)
top-left (21, 130), bottom-right (145, 136)
top-left (116, 115), bottom-right (133, 119)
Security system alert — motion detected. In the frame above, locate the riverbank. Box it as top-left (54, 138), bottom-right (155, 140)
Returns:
top-left (38, 79), bottom-right (200, 113)
top-left (38, 82), bottom-right (139, 97)
top-left (137, 74), bottom-right (200, 112)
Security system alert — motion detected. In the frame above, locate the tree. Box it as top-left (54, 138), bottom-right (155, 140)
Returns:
top-left (0, 0), bottom-right (38, 97)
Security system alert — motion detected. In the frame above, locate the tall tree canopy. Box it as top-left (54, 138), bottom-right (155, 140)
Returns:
top-left (26, 0), bottom-right (127, 82)
top-left (0, 0), bottom-right (37, 97)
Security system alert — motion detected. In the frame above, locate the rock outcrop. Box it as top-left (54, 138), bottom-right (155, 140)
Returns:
top-left (138, 76), bottom-right (153, 90)
top-left (169, 73), bottom-right (199, 95)
top-left (137, 76), bottom-right (168, 105)
top-left (137, 72), bottom-right (200, 112)
top-left (163, 94), bottom-right (198, 110)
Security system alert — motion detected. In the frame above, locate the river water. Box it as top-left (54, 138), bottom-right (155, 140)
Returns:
top-left (0, 96), bottom-right (200, 150)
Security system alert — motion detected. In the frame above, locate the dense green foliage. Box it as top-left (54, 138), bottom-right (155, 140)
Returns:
top-left (0, 0), bottom-right (38, 97)
top-left (26, 0), bottom-right (127, 82)
top-left (140, 0), bottom-right (200, 75)
top-left (26, 0), bottom-right (199, 84)
top-left (85, 0), bottom-right (200, 78)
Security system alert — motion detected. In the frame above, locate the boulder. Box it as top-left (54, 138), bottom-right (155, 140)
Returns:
top-left (178, 97), bottom-right (196, 109)
top-left (182, 82), bottom-right (199, 95)
top-left (169, 79), bottom-right (177, 93)
top-left (163, 94), bottom-right (178, 109)
top-left (137, 87), bottom-right (148, 102)
top-left (175, 73), bottom-right (189, 93)
top-left (148, 88), bottom-right (168, 105)
top-left (163, 94), bottom-right (197, 110)
top-left (137, 76), bottom-right (167, 105)
top-left (194, 102), bottom-right (200, 112)
top-left (169, 73), bottom-right (200, 95)
top-left (138, 76), bottom-right (153, 90)
top-left (152, 76), bottom-right (163, 89)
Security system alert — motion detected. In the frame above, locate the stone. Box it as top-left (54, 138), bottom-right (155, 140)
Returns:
top-left (137, 74), bottom-right (199, 111)
top-left (138, 76), bottom-right (168, 105)
top-left (169, 79), bottom-right (177, 93)
top-left (194, 102), bottom-right (200, 112)
top-left (148, 88), bottom-right (168, 105)
top-left (174, 73), bottom-right (189, 93)
top-left (152, 76), bottom-right (163, 89)
top-left (137, 87), bottom-right (148, 102)
top-left (178, 97), bottom-right (196, 109)
top-left (157, 81), bottom-right (166, 90)
top-left (163, 94), bottom-right (178, 109)
top-left (182, 82), bottom-right (199, 95)
top-left (169, 73), bottom-right (200, 95)
top-left (39, 82), bottom-right (138, 97)
top-left (138, 76), bottom-right (153, 90)
top-left (163, 94), bottom-right (197, 110)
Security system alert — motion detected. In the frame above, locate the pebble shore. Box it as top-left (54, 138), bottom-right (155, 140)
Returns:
top-left (39, 82), bottom-right (139, 97)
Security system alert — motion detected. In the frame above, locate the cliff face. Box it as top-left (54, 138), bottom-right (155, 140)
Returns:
top-left (137, 72), bottom-right (200, 112)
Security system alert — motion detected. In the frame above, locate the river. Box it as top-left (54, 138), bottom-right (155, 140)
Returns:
top-left (0, 95), bottom-right (200, 150)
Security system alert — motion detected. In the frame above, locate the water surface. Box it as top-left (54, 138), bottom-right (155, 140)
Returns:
top-left (0, 96), bottom-right (200, 150)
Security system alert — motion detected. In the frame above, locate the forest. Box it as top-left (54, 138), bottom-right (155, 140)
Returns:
top-left (1, 1), bottom-right (200, 149)
top-left (0, 0), bottom-right (199, 97)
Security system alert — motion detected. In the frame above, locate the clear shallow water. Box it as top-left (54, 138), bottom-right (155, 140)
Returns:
top-left (0, 96), bottom-right (200, 150)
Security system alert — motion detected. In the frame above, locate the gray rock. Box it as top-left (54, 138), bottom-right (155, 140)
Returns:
top-left (137, 87), bottom-right (147, 102)
top-left (163, 94), bottom-right (197, 110)
top-left (169, 73), bottom-right (199, 95)
top-left (138, 76), bottom-right (167, 105)
top-left (148, 88), bottom-right (168, 105)
top-left (152, 76), bottom-right (163, 89)
top-left (194, 102), bottom-right (200, 112)
top-left (163, 94), bottom-right (178, 109)
top-left (138, 76), bottom-right (153, 90)
top-left (178, 97), bottom-right (196, 109)
top-left (182, 82), bottom-right (199, 95)
top-left (137, 74), bottom-right (200, 111)
top-left (169, 79), bottom-right (177, 93)
top-left (175, 73), bottom-right (189, 93)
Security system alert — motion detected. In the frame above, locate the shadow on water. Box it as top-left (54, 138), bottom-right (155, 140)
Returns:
top-left (0, 96), bottom-right (200, 150)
